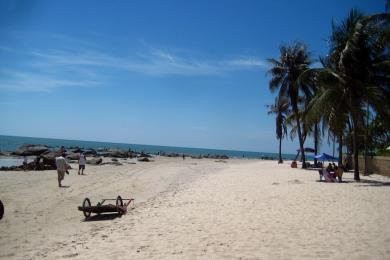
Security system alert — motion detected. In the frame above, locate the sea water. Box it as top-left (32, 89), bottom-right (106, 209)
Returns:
top-left (0, 135), bottom-right (296, 167)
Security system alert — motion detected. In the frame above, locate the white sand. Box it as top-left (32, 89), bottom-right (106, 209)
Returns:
top-left (0, 157), bottom-right (389, 259)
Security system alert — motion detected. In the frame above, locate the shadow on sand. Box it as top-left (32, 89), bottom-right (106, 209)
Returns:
top-left (82, 213), bottom-right (122, 222)
top-left (357, 179), bottom-right (390, 187)
top-left (315, 180), bottom-right (351, 183)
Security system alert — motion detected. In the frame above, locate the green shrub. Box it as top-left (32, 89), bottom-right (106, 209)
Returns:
top-left (376, 149), bottom-right (390, 157)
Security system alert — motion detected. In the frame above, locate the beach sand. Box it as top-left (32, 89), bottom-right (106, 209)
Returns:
top-left (0, 157), bottom-right (389, 259)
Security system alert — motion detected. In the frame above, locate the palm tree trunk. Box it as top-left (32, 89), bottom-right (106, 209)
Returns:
top-left (352, 115), bottom-right (360, 181)
top-left (293, 105), bottom-right (306, 168)
top-left (314, 123), bottom-right (318, 166)
top-left (338, 134), bottom-right (343, 166)
top-left (278, 138), bottom-right (283, 163)
top-left (364, 102), bottom-right (369, 176)
top-left (347, 119), bottom-right (353, 156)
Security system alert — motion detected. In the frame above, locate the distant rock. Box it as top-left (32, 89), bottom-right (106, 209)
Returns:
top-left (202, 154), bottom-right (229, 159)
top-left (86, 157), bottom-right (103, 165)
top-left (83, 149), bottom-right (97, 156)
top-left (99, 148), bottom-right (128, 158)
top-left (166, 153), bottom-right (180, 157)
top-left (0, 165), bottom-right (23, 171)
top-left (13, 144), bottom-right (49, 156)
top-left (101, 161), bottom-right (123, 166)
top-left (218, 155), bottom-right (229, 160)
top-left (66, 153), bottom-right (80, 160)
top-left (41, 151), bottom-right (58, 167)
top-left (139, 152), bottom-right (152, 158)
top-left (69, 148), bottom-right (96, 156)
top-left (0, 161), bottom-right (55, 171)
top-left (138, 157), bottom-right (151, 162)
top-left (191, 155), bottom-right (203, 159)
top-left (111, 158), bottom-right (118, 162)
top-left (70, 148), bottom-right (83, 154)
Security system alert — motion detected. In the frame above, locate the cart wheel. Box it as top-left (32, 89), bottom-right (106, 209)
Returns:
top-left (82, 198), bottom-right (91, 218)
top-left (116, 196), bottom-right (123, 213)
top-left (0, 200), bottom-right (4, 220)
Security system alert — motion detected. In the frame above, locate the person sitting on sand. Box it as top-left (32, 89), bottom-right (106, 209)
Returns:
top-left (320, 164), bottom-right (336, 182)
top-left (55, 153), bottom-right (69, 187)
top-left (326, 163), bottom-right (334, 174)
top-left (78, 152), bottom-right (86, 175)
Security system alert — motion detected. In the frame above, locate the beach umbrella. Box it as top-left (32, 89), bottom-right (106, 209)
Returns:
top-left (314, 153), bottom-right (338, 161)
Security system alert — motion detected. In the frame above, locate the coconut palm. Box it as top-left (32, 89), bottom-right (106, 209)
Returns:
top-left (267, 43), bottom-right (314, 168)
top-left (267, 96), bottom-right (290, 163)
top-left (302, 9), bottom-right (390, 180)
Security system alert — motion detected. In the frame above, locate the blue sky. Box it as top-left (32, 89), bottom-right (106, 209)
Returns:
top-left (0, 0), bottom-right (385, 153)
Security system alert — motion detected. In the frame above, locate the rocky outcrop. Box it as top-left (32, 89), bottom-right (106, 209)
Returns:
top-left (41, 151), bottom-right (58, 167)
top-left (101, 161), bottom-right (123, 166)
top-left (96, 149), bottom-right (128, 158)
top-left (70, 148), bottom-right (83, 154)
top-left (139, 152), bottom-right (152, 158)
top-left (0, 161), bottom-right (55, 171)
top-left (83, 149), bottom-right (97, 156)
top-left (68, 148), bottom-right (96, 156)
top-left (66, 153), bottom-right (80, 160)
top-left (13, 145), bottom-right (49, 156)
top-left (203, 154), bottom-right (229, 159)
top-left (86, 157), bottom-right (103, 165)
top-left (107, 149), bottom-right (128, 158)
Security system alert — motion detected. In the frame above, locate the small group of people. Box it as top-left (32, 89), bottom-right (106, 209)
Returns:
top-left (319, 163), bottom-right (344, 183)
top-left (23, 156), bottom-right (44, 171)
top-left (55, 149), bottom-right (87, 187)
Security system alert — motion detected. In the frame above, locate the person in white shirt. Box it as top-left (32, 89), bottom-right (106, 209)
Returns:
top-left (78, 152), bottom-right (86, 175)
top-left (55, 154), bottom-right (69, 187)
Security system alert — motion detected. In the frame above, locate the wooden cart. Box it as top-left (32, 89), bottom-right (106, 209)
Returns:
top-left (78, 195), bottom-right (134, 219)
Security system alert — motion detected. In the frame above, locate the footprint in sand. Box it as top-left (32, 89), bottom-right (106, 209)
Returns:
top-left (288, 179), bottom-right (303, 184)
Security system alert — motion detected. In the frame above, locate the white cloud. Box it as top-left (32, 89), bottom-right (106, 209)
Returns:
top-left (227, 58), bottom-right (268, 68)
top-left (0, 40), bottom-right (266, 91)
top-left (0, 70), bottom-right (100, 92)
top-left (24, 48), bottom-right (265, 76)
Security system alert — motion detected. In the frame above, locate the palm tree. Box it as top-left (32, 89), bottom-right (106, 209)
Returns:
top-left (267, 43), bottom-right (314, 168)
top-left (302, 9), bottom-right (390, 180)
top-left (267, 96), bottom-right (289, 163)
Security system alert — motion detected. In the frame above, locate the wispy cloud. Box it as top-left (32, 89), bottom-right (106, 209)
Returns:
top-left (0, 37), bottom-right (267, 92)
top-left (23, 47), bottom-right (266, 76)
top-left (0, 70), bottom-right (100, 92)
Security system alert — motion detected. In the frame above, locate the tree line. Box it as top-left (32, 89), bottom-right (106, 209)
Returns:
top-left (267, 7), bottom-right (390, 181)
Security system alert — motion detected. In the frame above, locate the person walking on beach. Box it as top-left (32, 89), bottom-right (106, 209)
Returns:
top-left (78, 152), bottom-right (86, 175)
top-left (23, 156), bottom-right (28, 171)
top-left (55, 154), bottom-right (69, 187)
top-left (34, 156), bottom-right (40, 171)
